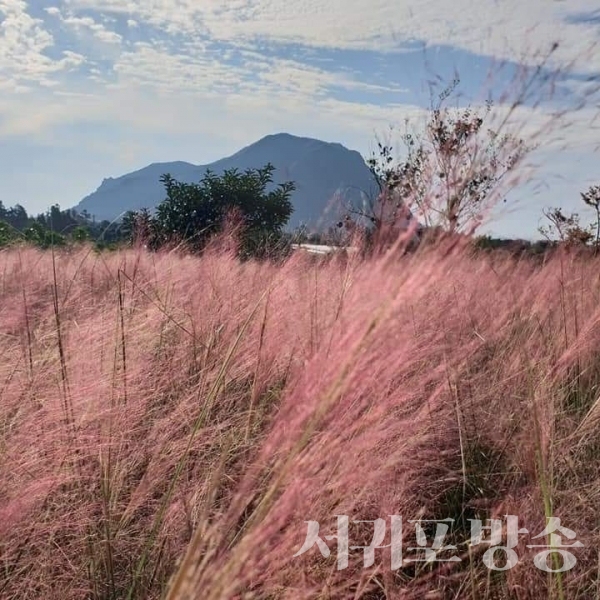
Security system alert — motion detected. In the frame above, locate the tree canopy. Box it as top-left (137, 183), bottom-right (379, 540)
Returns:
top-left (127, 163), bottom-right (295, 257)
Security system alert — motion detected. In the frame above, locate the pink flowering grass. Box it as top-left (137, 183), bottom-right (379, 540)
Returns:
top-left (0, 241), bottom-right (599, 599)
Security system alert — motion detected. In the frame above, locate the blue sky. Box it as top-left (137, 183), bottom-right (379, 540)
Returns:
top-left (0, 0), bottom-right (599, 238)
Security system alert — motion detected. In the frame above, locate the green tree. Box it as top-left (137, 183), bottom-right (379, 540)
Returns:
top-left (0, 220), bottom-right (18, 248)
top-left (122, 208), bottom-right (159, 247)
top-left (150, 163), bottom-right (294, 255)
top-left (37, 204), bottom-right (80, 235)
top-left (71, 226), bottom-right (91, 243)
top-left (5, 204), bottom-right (30, 230)
top-left (23, 221), bottom-right (66, 248)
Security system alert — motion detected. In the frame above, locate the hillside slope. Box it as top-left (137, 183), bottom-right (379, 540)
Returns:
top-left (74, 133), bottom-right (379, 230)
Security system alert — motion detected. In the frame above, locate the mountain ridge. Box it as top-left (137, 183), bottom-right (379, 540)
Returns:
top-left (74, 133), bottom-right (379, 230)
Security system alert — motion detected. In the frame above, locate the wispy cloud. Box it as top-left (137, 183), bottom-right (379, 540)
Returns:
top-left (61, 0), bottom-right (600, 68)
top-left (1, 0), bottom-right (597, 132)
top-left (56, 11), bottom-right (123, 45)
top-left (0, 0), bottom-right (84, 91)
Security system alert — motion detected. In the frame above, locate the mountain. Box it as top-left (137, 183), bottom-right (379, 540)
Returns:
top-left (73, 133), bottom-right (380, 230)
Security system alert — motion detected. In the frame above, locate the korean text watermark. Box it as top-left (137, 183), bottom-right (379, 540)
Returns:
top-left (293, 515), bottom-right (584, 572)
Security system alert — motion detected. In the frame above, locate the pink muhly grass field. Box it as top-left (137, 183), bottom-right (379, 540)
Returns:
top-left (0, 242), bottom-right (599, 599)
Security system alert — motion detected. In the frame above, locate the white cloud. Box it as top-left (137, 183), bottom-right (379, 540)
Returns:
top-left (0, 1), bottom-right (596, 153)
top-left (61, 49), bottom-right (86, 65)
top-left (55, 11), bottom-right (123, 45)
top-left (0, 0), bottom-right (76, 86)
top-left (63, 0), bottom-right (600, 71)
top-left (1, 49), bottom-right (595, 158)
top-left (3, 1), bottom-right (596, 117)
top-left (107, 40), bottom-right (406, 103)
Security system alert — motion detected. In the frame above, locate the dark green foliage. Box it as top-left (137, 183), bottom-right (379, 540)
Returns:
top-left (125, 163), bottom-right (295, 258)
top-left (36, 204), bottom-right (80, 234)
top-left (473, 235), bottom-right (555, 258)
top-left (0, 220), bottom-right (18, 248)
top-left (0, 202), bottom-right (29, 230)
top-left (0, 201), bottom-right (130, 250)
top-left (237, 228), bottom-right (294, 262)
top-left (121, 208), bottom-right (161, 249)
top-left (23, 221), bottom-right (66, 248)
top-left (71, 226), bottom-right (91, 243)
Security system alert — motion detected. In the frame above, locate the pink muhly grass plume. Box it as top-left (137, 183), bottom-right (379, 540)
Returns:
top-left (164, 246), bottom-right (600, 600)
top-left (0, 240), bottom-right (599, 599)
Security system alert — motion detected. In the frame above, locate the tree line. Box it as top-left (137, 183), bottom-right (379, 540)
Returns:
top-left (0, 202), bottom-right (125, 249)
top-left (0, 164), bottom-right (296, 257)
